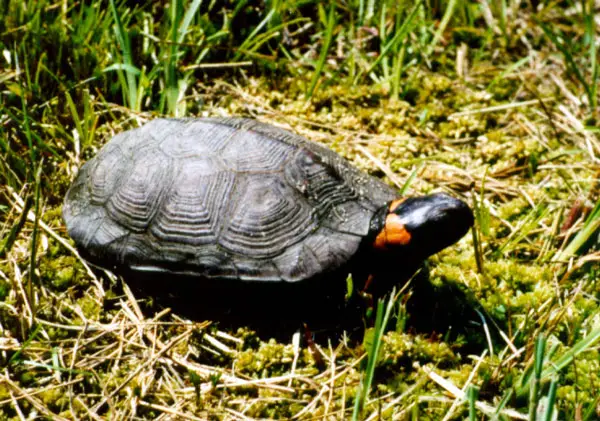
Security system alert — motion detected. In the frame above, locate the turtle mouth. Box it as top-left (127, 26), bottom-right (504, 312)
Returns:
top-left (374, 193), bottom-right (474, 258)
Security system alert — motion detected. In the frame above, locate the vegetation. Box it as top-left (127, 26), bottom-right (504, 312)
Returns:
top-left (1, 0), bottom-right (599, 419)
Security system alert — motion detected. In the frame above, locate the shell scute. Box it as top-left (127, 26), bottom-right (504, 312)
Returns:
top-left (220, 129), bottom-right (294, 172)
top-left (89, 147), bottom-right (128, 205)
top-left (219, 174), bottom-right (316, 258)
top-left (268, 227), bottom-right (361, 282)
top-left (284, 148), bottom-right (374, 236)
top-left (158, 120), bottom-right (237, 158)
top-left (106, 149), bottom-right (171, 232)
top-left (150, 159), bottom-right (234, 245)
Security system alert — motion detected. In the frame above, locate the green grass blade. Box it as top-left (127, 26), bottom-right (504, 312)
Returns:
top-left (427, 0), bottom-right (457, 55)
top-left (541, 325), bottom-right (600, 379)
top-left (26, 160), bottom-right (43, 331)
top-left (234, 8), bottom-right (276, 61)
top-left (391, 40), bottom-right (406, 100)
top-left (487, 56), bottom-right (531, 90)
top-left (238, 18), bottom-right (306, 59)
top-left (307, 3), bottom-right (336, 99)
top-left (166, 0), bottom-right (182, 115)
top-left (538, 21), bottom-right (593, 110)
top-left (554, 197), bottom-right (600, 260)
top-left (495, 205), bottom-right (550, 257)
top-left (498, 0), bottom-right (508, 43)
top-left (364, 0), bottom-right (375, 26)
top-left (358, 0), bottom-right (365, 25)
top-left (528, 334), bottom-right (546, 420)
top-left (65, 90), bottom-right (84, 146)
top-left (177, 0), bottom-right (203, 44)
top-left (583, 0), bottom-right (598, 110)
top-left (541, 378), bottom-right (558, 421)
top-left (399, 164), bottom-right (420, 195)
top-left (518, 325), bottom-right (600, 398)
top-left (0, 194), bottom-right (33, 257)
top-left (357, 1), bottom-right (421, 83)
top-left (378, 2), bottom-right (389, 81)
top-left (109, 0), bottom-right (138, 110)
top-left (103, 63), bottom-right (141, 75)
top-left (583, 393), bottom-right (600, 421)
top-left (468, 384), bottom-right (478, 420)
top-left (490, 389), bottom-right (513, 421)
top-left (352, 289), bottom-right (398, 420)
top-left (20, 359), bottom-right (93, 377)
top-left (9, 324), bottom-right (43, 364)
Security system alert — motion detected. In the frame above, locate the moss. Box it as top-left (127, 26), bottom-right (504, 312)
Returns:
top-left (40, 387), bottom-right (70, 412)
top-left (496, 198), bottom-right (530, 221)
top-left (439, 114), bottom-right (488, 139)
top-left (0, 278), bottom-right (10, 301)
top-left (553, 352), bottom-right (600, 414)
top-left (452, 27), bottom-right (485, 48)
top-left (420, 75), bottom-right (454, 99)
top-left (76, 295), bottom-right (100, 320)
top-left (0, 383), bottom-right (10, 401)
top-left (488, 77), bottom-right (521, 101)
top-left (380, 332), bottom-right (459, 370)
top-left (246, 398), bottom-right (298, 419)
top-left (19, 371), bottom-right (36, 386)
top-left (234, 339), bottom-right (311, 377)
top-left (43, 207), bottom-right (66, 231)
top-left (40, 254), bottom-right (84, 292)
top-left (486, 261), bottom-right (551, 288)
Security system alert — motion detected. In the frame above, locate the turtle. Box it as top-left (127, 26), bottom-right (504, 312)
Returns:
top-left (63, 118), bottom-right (474, 329)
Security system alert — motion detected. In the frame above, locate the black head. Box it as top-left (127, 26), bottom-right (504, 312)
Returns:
top-left (373, 193), bottom-right (474, 260)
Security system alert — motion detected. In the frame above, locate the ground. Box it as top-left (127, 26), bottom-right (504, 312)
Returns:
top-left (0, 1), bottom-right (599, 420)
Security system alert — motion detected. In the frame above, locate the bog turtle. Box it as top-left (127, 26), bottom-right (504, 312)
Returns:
top-left (63, 118), bottom-right (473, 313)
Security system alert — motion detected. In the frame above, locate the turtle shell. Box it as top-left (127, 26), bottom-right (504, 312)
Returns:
top-left (63, 118), bottom-right (398, 282)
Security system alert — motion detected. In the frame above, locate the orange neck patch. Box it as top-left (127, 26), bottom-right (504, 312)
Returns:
top-left (374, 199), bottom-right (412, 250)
top-left (388, 198), bottom-right (406, 213)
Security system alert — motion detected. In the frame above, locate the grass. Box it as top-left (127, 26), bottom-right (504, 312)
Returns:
top-left (352, 288), bottom-right (400, 420)
top-left (306, 2), bottom-right (336, 99)
top-left (1, 0), bottom-right (599, 419)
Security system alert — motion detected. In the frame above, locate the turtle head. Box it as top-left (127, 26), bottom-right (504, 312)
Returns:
top-left (373, 193), bottom-right (474, 260)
